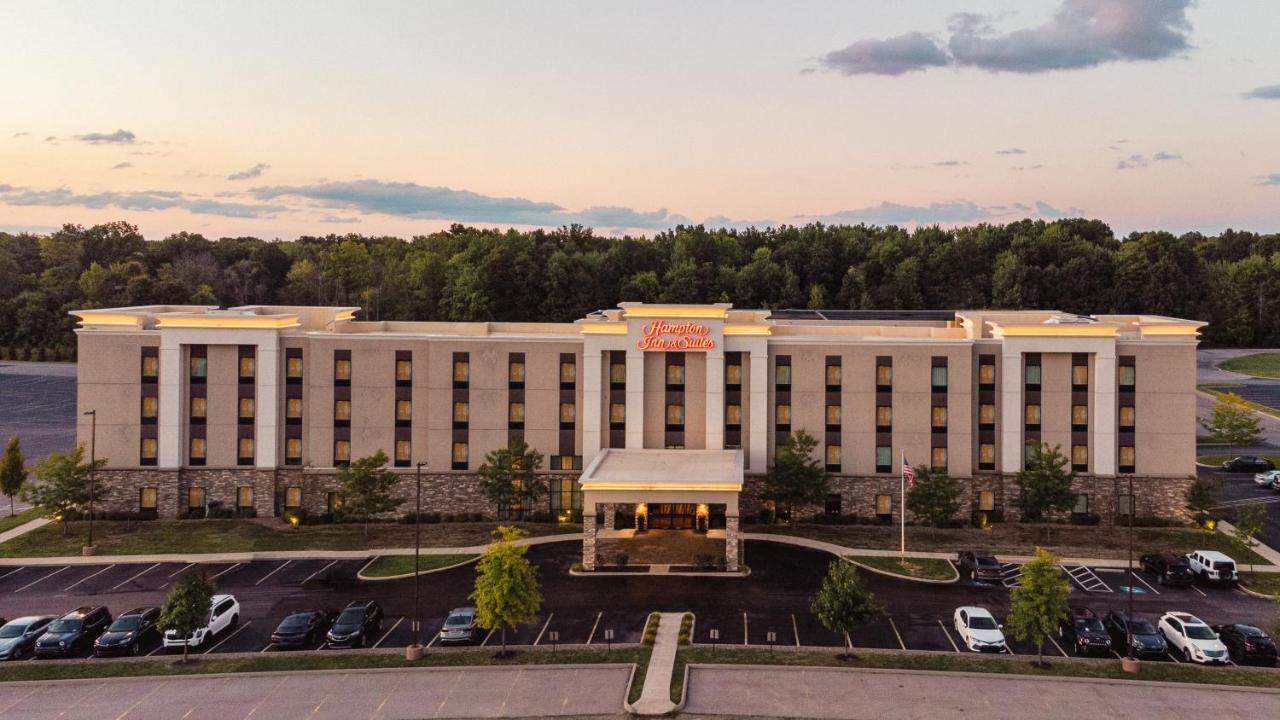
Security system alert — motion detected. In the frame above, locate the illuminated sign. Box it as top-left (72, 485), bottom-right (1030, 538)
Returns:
top-left (637, 320), bottom-right (715, 351)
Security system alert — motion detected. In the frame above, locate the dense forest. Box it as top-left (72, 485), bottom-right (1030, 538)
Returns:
top-left (1, 218), bottom-right (1278, 360)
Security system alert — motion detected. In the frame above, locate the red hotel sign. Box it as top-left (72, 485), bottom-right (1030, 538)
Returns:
top-left (637, 320), bottom-right (715, 351)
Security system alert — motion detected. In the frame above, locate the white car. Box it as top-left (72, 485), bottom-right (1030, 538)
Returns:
top-left (1158, 612), bottom-right (1229, 664)
top-left (953, 606), bottom-right (1007, 653)
top-left (163, 594), bottom-right (239, 649)
top-left (1253, 470), bottom-right (1280, 487)
top-left (1185, 550), bottom-right (1238, 587)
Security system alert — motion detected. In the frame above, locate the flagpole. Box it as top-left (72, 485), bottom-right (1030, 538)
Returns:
top-left (899, 450), bottom-right (906, 559)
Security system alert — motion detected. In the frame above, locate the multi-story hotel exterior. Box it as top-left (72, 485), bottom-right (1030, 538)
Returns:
top-left (73, 303), bottom-right (1204, 569)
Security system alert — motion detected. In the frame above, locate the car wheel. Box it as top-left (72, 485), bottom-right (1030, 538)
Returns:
top-left (1183, 648), bottom-right (1193, 663)
top-left (131, 641), bottom-right (141, 656)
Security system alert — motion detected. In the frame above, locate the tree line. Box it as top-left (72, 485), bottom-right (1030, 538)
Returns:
top-left (3, 218), bottom-right (1278, 360)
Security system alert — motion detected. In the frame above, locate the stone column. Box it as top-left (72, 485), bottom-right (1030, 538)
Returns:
top-left (999, 348), bottom-right (1023, 473)
top-left (601, 503), bottom-right (615, 530)
top-left (725, 514), bottom-right (740, 572)
top-left (582, 514), bottom-right (597, 570)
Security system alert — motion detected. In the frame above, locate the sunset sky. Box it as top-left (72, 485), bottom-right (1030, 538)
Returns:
top-left (2, 0), bottom-right (1278, 239)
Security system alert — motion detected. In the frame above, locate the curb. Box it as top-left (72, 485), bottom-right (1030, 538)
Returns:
top-left (570, 567), bottom-right (751, 578)
top-left (355, 554), bottom-right (480, 581)
top-left (843, 555), bottom-right (960, 584)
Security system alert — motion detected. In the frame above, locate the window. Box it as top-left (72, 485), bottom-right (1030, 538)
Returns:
top-left (553, 455), bottom-right (580, 471)
top-left (285, 437), bottom-right (302, 464)
top-left (775, 404), bottom-right (791, 426)
top-left (1071, 444), bottom-right (1088, 470)
top-left (509, 359), bottom-right (526, 384)
top-left (187, 486), bottom-right (204, 509)
top-left (286, 356), bottom-right (303, 379)
top-left (509, 401), bottom-right (525, 424)
top-left (665, 404), bottom-right (685, 426)
top-left (1072, 404), bottom-right (1088, 427)
top-left (559, 402), bottom-right (576, 424)
top-left (284, 486), bottom-right (302, 509)
top-left (1024, 442), bottom-right (1039, 466)
top-left (1119, 406), bottom-right (1135, 428)
top-left (666, 364), bottom-right (685, 386)
top-left (142, 355), bottom-right (159, 378)
top-left (333, 439), bottom-right (350, 465)
top-left (395, 439), bottom-right (411, 464)
top-left (825, 444), bottom-right (841, 470)
top-left (451, 442), bottom-right (468, 468)
top-left (931, 447), bottom-right (947, 470)
top-left (1117, 494), bottom-right (1135, 516)
top-left (239, 356), bottom-right (255, 379)
top-left (825, 493), bottom-right (842, 516)
top-left (876, 364), bottom-right (892, 387)
top-left (1072, 494), bottom-right (1089, 515)
top-left (327, 492), bottom-right (343, 514)
top-left (560, 361), bottom-right (577, 384)
top-left (978, 363), bottom-right (995, 386)
top-left (189, 437), bottom-right (206, 462)
top-left (725, 403), bottom-right (742, 426)
top-left (139, 487), bottom-right (158, 510)
top-left (1119, 445), bottom-right (1136, 471)
top-left (396, 399), bottom-right (412, 422)
top-left (826, 404), bottom-right (841, 426)
top-left (875, 446), bottom-right (891, 471)
top-left (189, 356), bottom-right (207, 379)
top-left (1024, 403), bottom-right (1041, 426)
top-left (453, 401), bottom-right (469, 424)
top-left (775, 364), bottom-right (792, 386)
top-left (931, 406), bottom-right (947, 429)
top-left (140, 437), bottom-right (157, 463)
top-left (979, 403), bottom-right (995, 426)
top-left (334, 399), bottom-right (351, 422)
top-left (1024, 364), bottom-right (1041, 386)
top-left (931, 366), bottom-right (948, 390)
top-left (239, 397), bottom-right (255, 421)
top-left (978, 443), bottom-right (995, 468)
top-left (876, 405), bottom-right (892, 428)
top-left (725, 363), bottom-right (742, 386)
top-left (609, 402), bottom-right (626, 425)
top-left (1119, 365), bottom-right (1136, 388)
top-left (237, 486), bottom-right (253, 509)
top-left (141, 395), bottom-right (158, 419)
top-left (978, 490), bottom-right (995, 511)
top-left (190, 396), bottom-right (207, 419)
top-left (286, 398), bottom-right (302, 420)
top-left (609, 361), bottom-right (625, 385)
top-left (826, 365), bottom-right (842, 388)
top-left (874, 494), bottom-right (892, 517)
top-left (1072, 364), bottom-right (1088, 387)
top-left (334, 358), bottom-right (351, 382)
top-left (238, 437), bottom-right (254, 463)
top-left (389, 359), bottom-right (409, 384)
top-left (452, 358), bottom-right (469, 384)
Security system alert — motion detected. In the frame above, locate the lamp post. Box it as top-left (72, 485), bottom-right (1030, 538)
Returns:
top-left (1122, 472), bottom-right (1138, 672)
top-left (406, 461), bottom-right (426, 661)
top-left (83, 409), bottom-right (97, 556)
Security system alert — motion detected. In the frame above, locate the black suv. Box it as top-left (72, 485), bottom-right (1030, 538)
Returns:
top-left (326, 601), bottom-right (383, 648)
top-left (957, 551), bottom-right (1003, 584)
top-left (272, 610), bottom-right (335, 649)
top-left (1058, 607), bottom-right (1111, 656)
top-left (1213, 624), bottom-right (1277, 666)
top-left (1222, 456), bottom-right (1275, 473)
top-left (94, 607), bottom-right (160, 657)
top-left (35, 606), bottom-right (112, 658)
top-left (1103, 610), bottom-right (1167, 659)
top-left (1139, 554), bottom-right (1194, 587)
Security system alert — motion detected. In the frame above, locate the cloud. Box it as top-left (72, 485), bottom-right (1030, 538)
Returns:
top-left (1243, 84), bottom-right (1280, 100)
top-left (1116, 151), bottom-right (1182, 169)
top-left (821, 0), bottom-right (1193, 76)
top-left (12, 132), bottom-right (28, 138)
top-left (995, 148), bottom-right (1026, 155)
top-left (72, 128), bottom-right (137, 145)
top-left (1011, 164), bottom-right (1044, 171)
top-left (819, 31), bottom-right (950, 76)
top-left (702, 215), bottom-right (776, 231)
top-left (110, 162), bottom-right (132, 170)
top-left (0, 184), bottom-right (285, 218)
top-left (808, 200), bottom-right (993, 226)
top-left (227, 163), bottom-right (270, 181)
top-left (1033, 201), bottom-right (1085, 219)
top-left (1260, 174), bottom-right (1280, 186)
top-left (930, 160), bottom-right (968, 167)
top-left (1151, 151), bottom-right (1182, 161)
top-left (318, 215), bottom-right (360, 224)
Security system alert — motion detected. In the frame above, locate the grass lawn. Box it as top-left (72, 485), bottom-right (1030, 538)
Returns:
top-left (0, 646), bottom-right (643, 684)
top-left (0, 519), bottom-right (580, 558)
top-left (846, 555), bottom-right (957, 581)
top-left (1241, 572), bottom-right (1280, 597)
top-left (360, 553), bottom-right (478, 578)
top-left (1218, 353), bottom-right (1280, 379)
top-left (670, 646), bottom-right (1280, 694)
top-left (0, 507), bottom-right (41, 535)
top-left (752, 522), bottom-right (1272, 566)
top-left (1198, 384), bottom-right (1280, 418)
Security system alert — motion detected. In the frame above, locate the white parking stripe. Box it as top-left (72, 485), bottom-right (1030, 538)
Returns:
top-left (480, 628), bottom-right (495, 646)
top-left (301, 560), bottom-right (338, 585)
top-left (533, 613), bottom-right (554, 645)
top-left (166, 563), bottom-right (195, 578)
top-left (0, 567), bottom-right (24, 581)
top-left (110, 562), bottom-right (160, 591)
top-left (742, 612), bottom-right (748, 645)
top-left (791, 614), bottom-right (801, 646)
top-left (1046, 635), bottom-right (1068, 657)
top-left (202, 620), bottom-right (251, 654)
top-left (585, 611), bottom-right (603, 645)
top-left (146, 644), bottom-right (164, 657)
top-left (1168, 651), bottom-right (1181, 663)
top-left (210, 563), bottom-right (241, 580)
top-left (254, 560), bottom-right (291, 586)
top-left (938, 620), bottom-right (961, 653)
top-left (887, 617), bottom-right (906, 650)
top-left (64, 564), bottom-right (114, 591)
top-left (1190, 584), bottom-right (1207, 597)
top-left (259, 643), bottom-right (275, 654)
top-left (426, 630), bottom-right (439, 648)
top-left (372, 617), bottom-right (403, 649)
top-left (1130, 571), bottom-right (1160, 595)
top-left (14, 566), bottom-right (68, 593)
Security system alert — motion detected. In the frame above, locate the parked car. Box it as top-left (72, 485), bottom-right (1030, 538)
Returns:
top-left (1222, 456), bottom-right (1274, 473)
top-left (953, 606), bottom-right (1006, 653)
top-left (163, 594), bottom-right (239, 650)
top-left (438, 607), bottom-right (480, 645)
top-left (1139, 554), bottom-right (1194, 587)
top-left (1057, 607), bottom-right (1111, 656)
top-left (1213, 624), bottom-right (1278, 666)
top-left (0, 616), bottom-right (56, 661)
top-left (956, 551), bottom-right (1003, 584)
top-left (270, 610), bottom-right (335, 649)
top-left (326, 600), bottom-right (383, 648)
top-left (1185, 550), bottom-right (1239, 587)
top-left (1253, 469), bottom-right (1280, 487)
top-left (1158, 612), bottom-right (1229, 664)
top-left (35, 607), bottom-right (112, 659)
top-left (94, 607), bottom-right (160, 657)
top-left (1103, 611), bottom-right (1167, 659)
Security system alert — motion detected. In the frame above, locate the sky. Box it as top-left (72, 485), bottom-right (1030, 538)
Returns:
top-left (1, 0), bottom-right (1278, 239)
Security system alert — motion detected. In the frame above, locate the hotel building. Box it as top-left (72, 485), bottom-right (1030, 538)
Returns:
top-left (73, 303), bottom-right (1204, 569)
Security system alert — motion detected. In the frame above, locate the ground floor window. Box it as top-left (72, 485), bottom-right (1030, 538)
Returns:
top-left (1116, 493), bottom-right (1135, 517)
top-left (1072, 493), bottom-right (1089, 516)
top-left (284, 486), bottom-right (302, 509)
top-left (237, 486), bottom-right (253, 510)
top-left (187, 486), bottom-right (204, 510)
top-left (139, 487), bottom-right (158, 514)
top-left (548, 477), bottom-right (582, 518)
top-left (824, 493), bottom-right (842, 516)
top-left (874, 494), bottom-right (892, 519)
top-left (327, 492), bottom-right (342, 514)
top-left (977, 490), bottom-right (995, 512)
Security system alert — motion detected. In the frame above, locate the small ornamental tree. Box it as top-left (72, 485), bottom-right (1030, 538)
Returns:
top-left (334, 450), bottom-right (403, 539)
top-left (1015, 442), bottom-right (1075, 543)
top-left (1184, 476), bottom-right (1220, 531)
top-left (1005, 547), bottom-right (1070, 667)
top-left (764, 430), bottom-right (830, 524)
top-left (0, 436), bottom-right (27, 517)
top-left (810, 560), bottom-right (881, 658)
top-left (159, 571), bottom-right (215, 663)
top-left (1200, 392), bottom-right (1262, 458)
top-left (476, 438), bottom-right (545, 520)
top-left (470, 526), bottom-right (542, 657)
top-left (1232, 503), bottom-right (1268, 572)
top-left (21, 446), bottom-right (103, 536)
top-left (906, 466), bottom-right (962, 527)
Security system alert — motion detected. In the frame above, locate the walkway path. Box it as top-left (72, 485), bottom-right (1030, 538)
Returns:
top-left (0, 517), bottom-right (48, 546)
top-left (629, 612), bottom-right (682, 715)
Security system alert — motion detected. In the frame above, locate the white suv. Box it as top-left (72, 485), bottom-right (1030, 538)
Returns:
top-left (1185, 550), bottom-right (1238, 587)
top-left (163, 594), bottom-right (239, 649)
top-left (953, 606), bottom-right (1007, 653)
top-left (1158, 612), bottom-right (1229, 664)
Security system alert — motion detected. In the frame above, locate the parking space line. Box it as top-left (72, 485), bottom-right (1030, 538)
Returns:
top-left (887, 617), bottom-right (906, 651)
top-left (202, 621), bottom-right (252, 654)
top-left (0, 566), bottom-right (24, 581)
top-left (481, 628), bottom-right (495, 646)
top-left (743, 612), bottom-right (748, 645)
top-left (1167, 652), bottom-right (1181, 663)
top-left (372, 617), bottom-right (403, 649)
top-left (532, 613), bottom-right (554, 646)
top-left (259, 643), bottom-right (275, 653)
top-left (110, 562), bottom-right (161, 591)
top-left (426, 630), bottom-right (439, 648)
top-left (146, 643), bottom-right (165, 657)
top-left (1129, 571), bottom-right (1160, 595)
top-left (64, 564), bottom-right (114, 591)
top-left (937, 620), bottom-right (961, 653)
top-left (586, 611), bottom-right (602, 644)
top-left (301, 560), bottom-right (339, 585)
top-left (254, 560), bottom-right (291, 586)
top-left (14, 565), bottom-right (68, 593)
top-left (210, 563), bottom-right (241, 580)
top-left (791, 614), bottom-right (801, 647)
top-left (1190, 584), bottom-right (1207, 597)
top-left (167, 563), bottom-right (195, 578)
top-left (1047, 635), bottom-right (1068, 657)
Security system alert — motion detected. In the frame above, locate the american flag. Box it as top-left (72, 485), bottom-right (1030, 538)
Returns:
top-left (902, 457), bottom-right (916, 487)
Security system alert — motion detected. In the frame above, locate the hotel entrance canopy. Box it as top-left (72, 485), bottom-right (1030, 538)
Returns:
top-left (578, 448), bottom-right (743, 514)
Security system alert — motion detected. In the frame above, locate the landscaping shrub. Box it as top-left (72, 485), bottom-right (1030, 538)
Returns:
top-left (693, 554), bottom-right (716, 571)
top-left (642, 613), bottom-right (660, 644)
top-left (678, 613), bottom-right (693, 644)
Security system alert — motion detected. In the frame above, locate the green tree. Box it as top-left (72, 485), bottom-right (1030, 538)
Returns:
top-left (764, 430), bottom-right (830, 523)
top-left (1015, 442), bottom-right (1075, 543)
top-left (334, 450), bottom-right (403, 539)
top-left (810, 560), bottom-right (881, 658)
top-left (0, 436), bottom-right (26, 516)
top-left (1005, 547), bottom-right (1071, 666)
top-left (1232, 503), bottom-right (1268, 572)
top-left (21, 446), bottom-right (103, 536)
top-left (1184, 476), bottom-right (1220, 531)
top-left (476, 438), bottom-right (546, 520)
top-left (470, 526), bottom-right (542, 657)
top-left (905, 466), bottom-right (962, 527)
top-left (1200, 393), bottom-right (1262, 458)
top-left (158, 571), bottom-right (215, 663)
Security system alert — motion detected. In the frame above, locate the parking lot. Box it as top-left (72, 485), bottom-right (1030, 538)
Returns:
top-left (0, 541), bottom-right (1274, 665)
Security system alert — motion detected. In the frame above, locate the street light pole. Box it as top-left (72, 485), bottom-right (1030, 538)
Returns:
top-left (83, 409), bottom-right (97, 554)
top-left (1124, 472), bottom-right (1137, 670)
top-left (406, 461), bottom-right (425, 660)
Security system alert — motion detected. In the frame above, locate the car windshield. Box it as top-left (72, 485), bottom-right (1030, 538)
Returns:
top-left (47, 619), bottom-right (81, 634)
top-left (1238, 626), bottom-right (1264, 638)
top-left (1131, 620), bottom-right (1157, 634)
top-left (1186, 625), bottom-right (1216, 640)
top-left (0, 624), bottom-right (26, 639)
top-left (969, 616), bottom-right (998, 630)
top-left (280, 614), bottom-right (313, 629)
top-left (336, 609), bottom-right (363, 624)
top-left (1078, 618), bottom-right (1104, 633)
top-left (445, 614), bottom-right (472, 627)
top-left (108, 617), bottom-right (141, 632)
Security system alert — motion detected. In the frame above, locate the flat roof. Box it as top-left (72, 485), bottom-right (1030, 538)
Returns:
top-left (579, 449), bottom-right (743, 492)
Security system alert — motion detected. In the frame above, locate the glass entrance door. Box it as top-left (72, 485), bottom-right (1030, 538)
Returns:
top-left (649, 503), bottom-right (696, 530)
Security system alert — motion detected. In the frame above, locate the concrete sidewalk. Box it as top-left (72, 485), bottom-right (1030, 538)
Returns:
top-left (629, 613), bottom-right (682, 715)
top-left (0, 517), bottom-right (49, 546)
